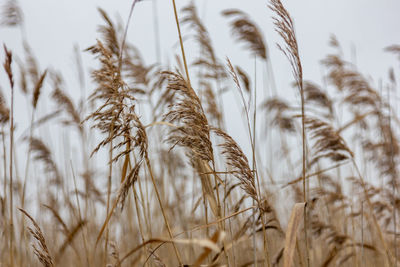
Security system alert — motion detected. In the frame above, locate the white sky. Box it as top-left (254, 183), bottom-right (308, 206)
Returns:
top-left (2, 0), bottom-right (398, 76)
top-left (2, 0), bottom-right (400, 81)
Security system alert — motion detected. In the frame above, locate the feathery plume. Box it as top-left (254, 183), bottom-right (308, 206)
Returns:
top-left (0, 89), bottom-right (9, 123)
top-left (262, 97), bottom-right (295, 133)
top-left (212, 127), bottom-right (257, 202)
top-left (235, 65), bottom-right (251, 93)
top-left (3, 45), bottom-right (14, 89)
top-left (304, 81), bottom-right (333, 117)
top-left (51, 73), bottom-right (82, 130)
top-left (269, 0), bottom-right (302, 90)
top-left (306, 117), bottom-right (353, 166)
top-left (386, 44), bottom-right (400, 62)
top-left (19, 208), bottom-right (54, 267)
top-left (222, 9), bottom-right (267, 60)
top-left (181, 2), bottom-right (225, 124)
top-left (1, 0), bottom-right (23, 26)
top-left (32, 70), bottom-right (47, 109)
top-left (29, 137), bottom-right (62, 185)
top-left (163, 71), bottom-right (213, 162)
top-left (117, 162), bottom-right (141, 210)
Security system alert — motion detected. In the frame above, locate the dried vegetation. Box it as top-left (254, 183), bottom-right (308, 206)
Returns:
top-left (0, 0), bottom-right (399, 266)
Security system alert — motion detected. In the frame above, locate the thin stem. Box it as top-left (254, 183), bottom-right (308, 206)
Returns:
top-left (231, 56), bottom-right (271, 267)
top-left (21, 110), bottom-right (35, 209)
top-left (145, 155), bottom-right (183, 266)
top-left (171, 0), bottom-right (191, 86)
top-left (152, 0), bottom-right (161, 63)
top-left (252, 55), bottom-right (258, 267)
top-left (119, 0), bottom-right (138, 70)
top-left (9, 69), bottom-right (15, 267)
top-left (127, 157), bottom-right (149, 265)
top-left (255, 56), bottom-right (271, 267)
top-left (299, 69), bottom-right (309, 267)
top-left (388, 85), bottom-right (397, 266)
top-left (361, 201), bottom-right (364, 266)
top-left (71, 162), bottom-right (90, 266)
top-left (352, 158), bottom-right (393, 267)
top-left (2, 125), bottom-right (6, 214)
top-left (105, 121), bottom-right (115, 262)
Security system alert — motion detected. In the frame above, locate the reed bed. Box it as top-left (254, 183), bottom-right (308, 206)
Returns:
top-left (0, 0), bottom-right (399, 266)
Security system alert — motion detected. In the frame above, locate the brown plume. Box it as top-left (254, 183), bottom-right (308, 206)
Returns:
top-left (181, 2), bottom-right (225, 124)
top-left (51, 73), bottom-right (82, 131)
top-left (1, 0), bottom-right (23, 26)
top-left (32, 69), bottom-right (47, 109)
top-left (222, 9), bottom-right (267, 60)
top-left (29, 137), bottom-right (62, 185)
top-left (19, 208), bottom-right (54, 267)
top-left (212, 127), bottom-right (258, 202)
top-left (262, 97), bottom-right (295, 133)
top-left (306, 117), bottom-right (353, 166)
top-left (0, 89), bottom-right (9, 123)
top-left (269, 0), bottom-right (302, 91)
top-left (163, 71), bottom-right (213, 162)
top-left (3, 45), bottom-right (14, 89)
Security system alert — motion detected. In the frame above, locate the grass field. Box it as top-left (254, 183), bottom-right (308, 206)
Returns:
top-left (1, 0), bottom-right (400, 266)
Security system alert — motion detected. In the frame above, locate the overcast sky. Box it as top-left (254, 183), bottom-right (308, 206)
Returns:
top-left (2, 0), bottom-right (399, 78)
top-left (1, 0), bottom-right (400, 179)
